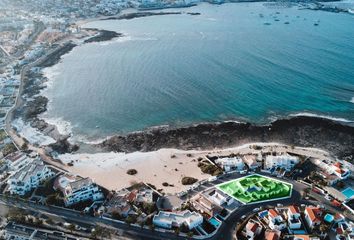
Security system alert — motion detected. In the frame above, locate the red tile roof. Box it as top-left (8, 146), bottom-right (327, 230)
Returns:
top-left (268, 209), bottom-right (279, 218)
top-left (334, 162), bottom-right (341, 168)
top-left (126, 190), bottom-right (137, 202)
top-left (335, 167), bottom-right (344, 174)
top-left (289, 205), bottom-right (300, 215)
top-left (246, 222), bottom-right (260, 233)
top-left (331, 200), bottom-right (342, 207)
top-left (266, 231), bottom-right (279, 240)
top-left (334, 213), bottom-right (344, 221)
top-left (336, 227), bottom-right (344, 234)
top-left (305, 207), bottom-right (321, 223)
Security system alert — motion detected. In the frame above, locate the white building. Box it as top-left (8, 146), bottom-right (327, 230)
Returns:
top-left (312, 159), bottom-right (351, 185)
top-left (313, 159), bottom-right (351, 181)
top-left (136, 188), bottom-right (154, 203)
top-left (54, 175), bottom-right (104, 206)
top-left (330, 162), bottom-right (351, 179)
top-left (153, 210), bottom-right (203, 230)
top-left (207, 189), bottom-right (233, 206)
top-left (268, 209), bottom-right (286, 231)
top-left (243, 154), bottom-right (261, 170)
top-left (265, 154), bottom-right (299, 171)
top-left (7, 159), bottom-right (54, 196)
top-left (304, 207), bottom-right (322, 229)
top-left (215, 156), bottom-right (244, 172)
top-left (287, 205), bottom-right (302, 229)
top-left (244, 220), bottom-right (262, 239)
top-left (5, 151), bottom-right (32, 172)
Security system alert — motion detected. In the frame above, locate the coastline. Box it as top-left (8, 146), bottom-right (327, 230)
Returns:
top-left (12, 2), bottom-right (354, 160)
top-left (58, 142), bottom-right (343, 194)
top-left (12, 29), bottom-right (122, 152)
top-left (98, 116), bottom-right (354, 161)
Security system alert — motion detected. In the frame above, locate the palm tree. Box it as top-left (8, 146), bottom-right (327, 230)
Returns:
top-left (187, 231), bottom-right (194, 239)
top-left (319, 224), bottom-right (329, 234)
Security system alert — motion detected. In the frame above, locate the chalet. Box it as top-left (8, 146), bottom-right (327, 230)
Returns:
top-left (304, 207), bottom-right (322, 229)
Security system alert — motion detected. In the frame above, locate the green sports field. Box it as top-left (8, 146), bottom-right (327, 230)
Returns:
top-left (217, 174), bottom-right (292, 204)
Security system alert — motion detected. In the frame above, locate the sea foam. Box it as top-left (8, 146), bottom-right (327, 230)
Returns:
top-left (289, 112), bottom-right (353, 123)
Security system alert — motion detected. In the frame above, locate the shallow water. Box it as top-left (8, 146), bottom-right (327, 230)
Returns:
top-left (42, 2), bottom-right (354, 141)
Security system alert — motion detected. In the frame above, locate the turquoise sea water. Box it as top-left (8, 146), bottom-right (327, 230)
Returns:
top-left (42, 3), bottom-right (354, 140)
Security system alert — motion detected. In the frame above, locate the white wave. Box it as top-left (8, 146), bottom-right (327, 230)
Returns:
top-left (40, 64), bottom-right (61, 99)
top-left (199, 31), bottom-right (206, 39)
top-left (97, 35), bottom-right (158, 46)
top-left (68, 131), bottom-right (112, 145)
top-left (38, 115), bottom-right (113, 145)
top-left (130, 36), bottom-right (158, 41)
top-left (41, 117), bottom-right (73, 137)
top-left (350, 97), bottom-right (354, 104)
top-left (42, 64), bottom-right (61, 81)
top-left (12, 118), bottom-right (56, 146)
top-left (289, 112), bottom-right (353, 123)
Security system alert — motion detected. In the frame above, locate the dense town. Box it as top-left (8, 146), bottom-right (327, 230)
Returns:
top-left (0, 131), bottom-right (353, 239)
top-left (0, 0), bottom-right (354, 239)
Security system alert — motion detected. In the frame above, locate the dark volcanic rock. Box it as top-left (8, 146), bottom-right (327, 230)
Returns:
top-left (103, 11), bottom-right (182, 20)
top-left (18, 42), bottom-right (80, 153)
top-left (83, 29), bottom-right (123, 43)
top-left (99, 116), bottom-right (354, 161)
top-left (24, 96), bottom-right (48, 119)
top-left (48, 137), bottom-right (79, 154)
top-left (37, 42), bottom-right (76, 68)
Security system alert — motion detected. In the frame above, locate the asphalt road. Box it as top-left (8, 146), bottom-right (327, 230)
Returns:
top-left (0, 196), bottom-right (186, 240)
top-left (0, 177), bottom-right (310, 240)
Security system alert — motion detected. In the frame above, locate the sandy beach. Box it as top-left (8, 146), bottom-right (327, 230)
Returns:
top-left (59, 142), bottom-right (334, 194)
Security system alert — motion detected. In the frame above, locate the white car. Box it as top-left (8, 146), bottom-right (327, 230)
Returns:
top-left (253, 208), bottom-right (260, 212)
top-left (325, 195), bottom-right (332, 201)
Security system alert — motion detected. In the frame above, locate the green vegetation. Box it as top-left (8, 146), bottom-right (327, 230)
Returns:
top-left (2, 143), bottom-right (17, 156)
top-left (217, 174), bottom-right (292, 204)
top-left (0, 129), bottom-right (7, 142)
top-left (198, 161), bottom-right (222, 176)
top-left (111, 211), bottom-right (124, 220)
top-left (138, 202), bottom-right (156, 214)
top-left (6, 209), bottom-right (43, 227)
top-left (181, 176), bottom-right (198, 185)
top-left (127, 169), bottom-right (138, 175)
top-left (91, 226), bottom-right (112, 239)
top-left (45, 192), bottom-right (64, 206)
top-left (125, 215), bottom-right (137, 225)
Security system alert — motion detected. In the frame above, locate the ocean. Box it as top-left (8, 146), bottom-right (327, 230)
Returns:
top-left (41, 2), bottom-right (354, 141)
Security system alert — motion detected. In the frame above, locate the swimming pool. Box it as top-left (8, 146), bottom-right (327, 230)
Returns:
top-left (209, 217), bottom-right (220, 228)
top-left (342, 187), bottom-right (354, 200)
top-left (324, 213), bottom-right (334, 223)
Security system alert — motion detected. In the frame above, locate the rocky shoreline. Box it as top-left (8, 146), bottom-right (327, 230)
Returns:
top-left (83, 29), bottom-right (123, 43)
top-left (15, 6), bottom-right (354, 159)
top-left (18, 41), bottom-right (354, 160)
top-left (98, 116), bottom-right (354, 162)
top-left (102, 11), bottom-right (183, 20)
top-left (16, 29), bottom-right (122, 153)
